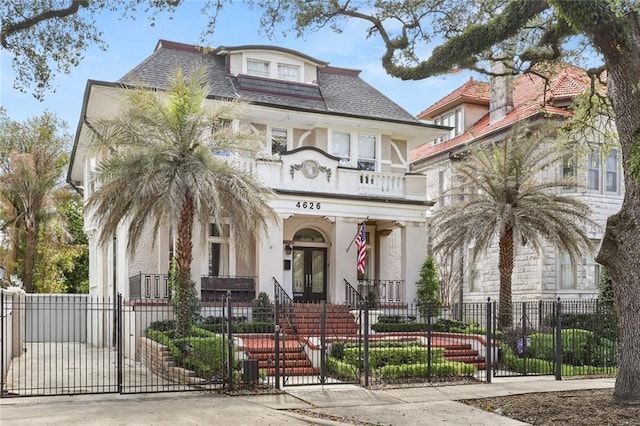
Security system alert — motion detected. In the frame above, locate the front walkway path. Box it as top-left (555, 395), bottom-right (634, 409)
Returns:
top-left (1, 377), bottom-right (615, 425)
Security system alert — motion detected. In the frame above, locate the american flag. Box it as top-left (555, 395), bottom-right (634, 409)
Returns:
top-left (355, 222), bottom-right (366, 275)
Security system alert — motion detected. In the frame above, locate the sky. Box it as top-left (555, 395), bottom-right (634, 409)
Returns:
top-left (0, 1), bottom-right (477, 136)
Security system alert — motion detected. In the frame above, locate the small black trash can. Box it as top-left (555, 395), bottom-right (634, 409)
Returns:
top-left (242, 359), bottom-right (259, 383)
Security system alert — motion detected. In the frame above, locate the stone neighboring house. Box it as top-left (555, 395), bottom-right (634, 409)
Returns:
top-left (411, 64), bottom-right (622, 306)
top-left (67, 40), bottom-right (449, 305)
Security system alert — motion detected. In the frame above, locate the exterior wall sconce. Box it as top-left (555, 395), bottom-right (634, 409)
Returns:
top-left (284, 244), bottom-right (293, 255)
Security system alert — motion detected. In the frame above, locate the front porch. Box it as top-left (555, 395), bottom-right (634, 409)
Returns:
top-left (128, 272), bottom-right (403, 307)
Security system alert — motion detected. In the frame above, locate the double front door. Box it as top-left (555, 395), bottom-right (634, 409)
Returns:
top-left (292, 247), bottom-right (326, 302)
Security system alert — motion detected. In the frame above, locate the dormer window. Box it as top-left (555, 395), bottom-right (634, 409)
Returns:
top-left (247, 59), bottom-right (270, 77)
top-left (277, 64), bottom-right (300, 82)
top-left (433, 107), bottom-right (463, 144)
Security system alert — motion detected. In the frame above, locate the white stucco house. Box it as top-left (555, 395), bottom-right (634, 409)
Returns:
top-left (411, 64), bottom-right (622, 306)
top-left (67, 40), bottom-right (449, 306)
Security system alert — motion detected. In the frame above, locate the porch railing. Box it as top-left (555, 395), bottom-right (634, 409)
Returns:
top-left (200, 276), bottom-right (256, 301)
top-left (357, 279), bottom-right (403, 304)
top-left (129, 273), bottom-right (169, 300)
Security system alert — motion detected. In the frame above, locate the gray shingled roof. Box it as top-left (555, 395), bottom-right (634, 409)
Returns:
top-left (118, 40), bottom-right (420, 123)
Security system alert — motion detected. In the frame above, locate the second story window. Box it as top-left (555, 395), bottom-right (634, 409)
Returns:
top-left (247, 59), bottom-right (270, 77)
top-left (606, 149), bottom-right (619, 193)
top-left (330, 131), bottom-right (351, 163)
top-left (271, 128), bottom-right (288, 155)
top-left (587, 149), bottom-right (601, 191)
top-left (357, 134), bottom-right (376, 171)
top-left (330, 131), bottom-right (379, 170)
top-left (277, 64), bottom-right (300, 82)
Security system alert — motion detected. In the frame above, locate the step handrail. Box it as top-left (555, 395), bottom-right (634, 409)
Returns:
top-left (344, 278), bottom-right (364, 309)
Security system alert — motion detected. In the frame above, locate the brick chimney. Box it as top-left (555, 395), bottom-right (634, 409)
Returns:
top-left (489, 59), bottom-right (514, 124)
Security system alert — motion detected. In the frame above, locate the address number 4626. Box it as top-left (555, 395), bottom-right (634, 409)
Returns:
top-left (296, 201), bottom-right (321, 210)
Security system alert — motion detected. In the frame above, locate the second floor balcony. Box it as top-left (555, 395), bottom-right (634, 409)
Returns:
top-left (221, 147), bottom-right (427, 201)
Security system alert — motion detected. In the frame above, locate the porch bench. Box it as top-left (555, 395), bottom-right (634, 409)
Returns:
top-left (200, 277), bottom-right (256, 301)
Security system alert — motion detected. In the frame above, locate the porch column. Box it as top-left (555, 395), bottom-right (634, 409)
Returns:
top-left (256, 214), bottom-right (284, 301)
top-left (332, 218), bottom-right (356, 303)
top-left (401, 221), bottom-right (427, 304)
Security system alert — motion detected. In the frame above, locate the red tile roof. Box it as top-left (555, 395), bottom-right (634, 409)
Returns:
top-left (417, 77), bottom-right (489, 119)
top-left (412, 64), bottom-right (592, 163)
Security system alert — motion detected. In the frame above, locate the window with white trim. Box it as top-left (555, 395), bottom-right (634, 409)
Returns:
top-left (330, 131), bottom-right (351, 163)
top-left (247, 59), bottom-right (270, 77)
top-left (357, 134), bottom-right (376, 171)
top-left (605, 149), bottom-right (619, 193)
top-left (559, 251), bottom-right (576, 289)
top-left (330, 131), bottom-right (378, 170)
top-left (277, 63), bottom-right (300, 82)
top-left (271, 128), bottom-right (288, 155)
top-left (587, 149), bottom-right (601, 191)
top-left (208, 223), bottom-right (231, 276)
top-left (433, 108), bottom-right (463, 144)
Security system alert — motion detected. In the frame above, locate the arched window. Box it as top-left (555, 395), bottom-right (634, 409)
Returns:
top-left (293, 228), bottom-right (325, 243)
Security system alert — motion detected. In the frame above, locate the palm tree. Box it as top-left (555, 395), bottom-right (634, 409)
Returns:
top-left (0, 111), bottom-right (68, 292)
top-left (431, 125), bottom-right (596, 329)
top-left (87, 68), bottom-right (276, 337)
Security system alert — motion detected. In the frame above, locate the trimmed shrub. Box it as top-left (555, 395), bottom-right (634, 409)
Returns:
top-left (326, 357), bottom-right (359, 380)
top-left (343, 345), bottom-right (444, 368)
top-left (377, 361), bottom-right (474, 379)
top-left (253, 292), bottom-right (274, 323)
top-left (145, 328), bottom-right (227, 379)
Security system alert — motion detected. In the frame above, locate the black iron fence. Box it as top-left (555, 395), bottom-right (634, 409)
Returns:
top-left (1, 290), bottom-right (618, 398)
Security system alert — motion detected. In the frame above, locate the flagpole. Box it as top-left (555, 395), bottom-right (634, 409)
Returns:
top-left (346, 216), bottom-right (369, 252)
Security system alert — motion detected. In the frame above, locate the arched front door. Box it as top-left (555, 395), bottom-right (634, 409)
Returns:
top-left (291, 228), bottom-right (327, 302)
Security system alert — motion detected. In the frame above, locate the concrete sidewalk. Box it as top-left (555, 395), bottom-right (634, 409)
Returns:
top-left (0, 377), bottom-right (615, 425)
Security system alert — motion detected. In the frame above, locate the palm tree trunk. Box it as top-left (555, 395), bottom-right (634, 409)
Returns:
top-left (174, 193), bottom-right (195, 337)
top-left (23, 219), bottom-right (37, 293)
top-left (498, 226), bottom-right (514, 329)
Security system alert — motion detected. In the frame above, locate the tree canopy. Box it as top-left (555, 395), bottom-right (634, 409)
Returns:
top-left (237, 0), bottom-right (640, 405)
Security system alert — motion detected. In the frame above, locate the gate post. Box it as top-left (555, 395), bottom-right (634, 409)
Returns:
top-left (555, 298), bottom-right (562, 380)
top-left (227, 291), bottom-right (234, 391)
top-left (320, 301), bottom-right (326, 384)
top-left (522, 301), bottom-right (528, 375)
top-left (427, 302), bottom-right (432, 382)
top-left (274, 292), bottom-right (281, 390)
top-left (363, 301), bottom-right (369, 387)
top-left (117, 293), bottom-right (123, 393)
top-left (485, 298), bottom-right (492, 383)
top-left (1, 292), bottom-right (4, 396)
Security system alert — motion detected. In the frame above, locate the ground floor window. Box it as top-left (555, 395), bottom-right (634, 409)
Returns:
top-left (208, 223), bottom-right (231, 276)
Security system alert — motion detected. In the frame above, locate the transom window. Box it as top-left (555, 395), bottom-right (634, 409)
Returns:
top-left (247, 59), bottom-right (270, 77)
top-left (277, 64), bottom-right (300, 82)
top-left (293, 228), bottom-right (325, 243)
